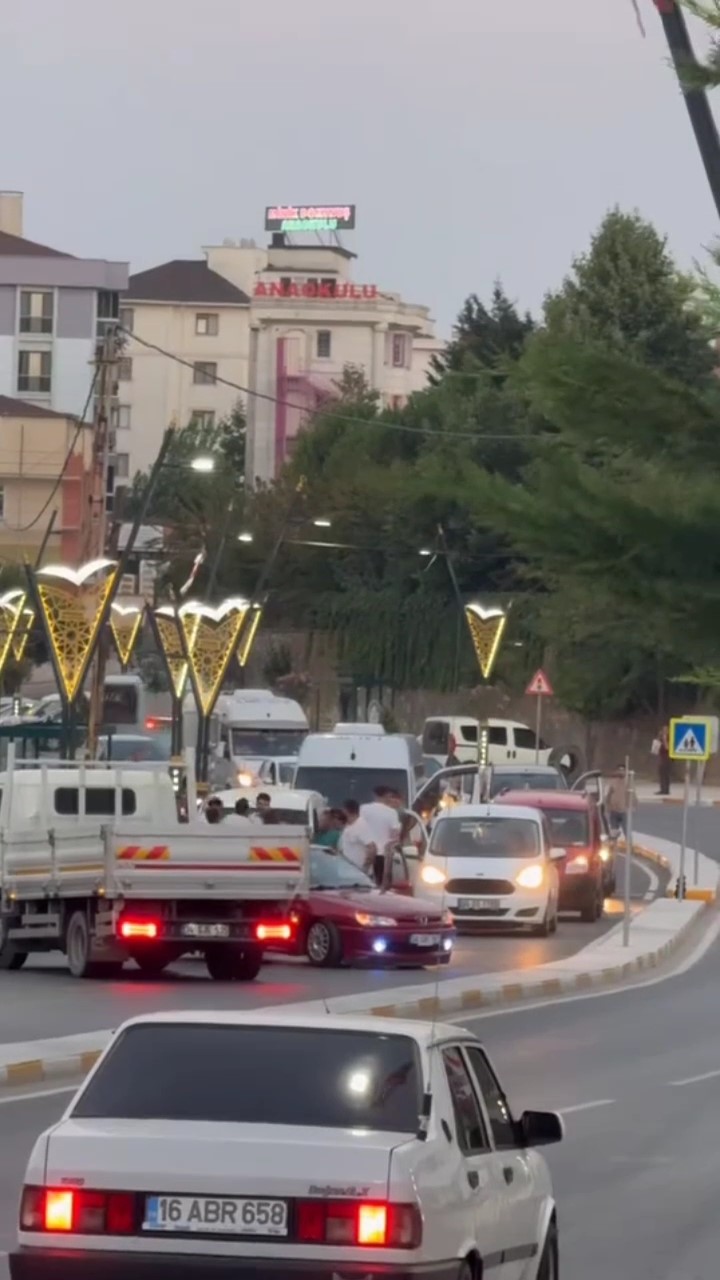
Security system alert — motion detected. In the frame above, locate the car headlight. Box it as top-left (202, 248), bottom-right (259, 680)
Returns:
top-left (237, 772), bottom-right (254, 787)
top-left (421, 864), bottom-right (447, 887)
top-left (516, 864), bottom-right (544, 890)
top-left (599, 847), bottom-right (610, 863)
top-left (442, 908), bottom-right (454, 925)
top-left (355, 912), bottom-right (398, 927)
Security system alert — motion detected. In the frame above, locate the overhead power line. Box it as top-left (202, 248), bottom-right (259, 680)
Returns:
top-left (122, 327), bottom-right (550, 444)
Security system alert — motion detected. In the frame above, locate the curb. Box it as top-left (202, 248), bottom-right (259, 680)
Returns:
top-left (360, 904), bottom-right (707, 1021)
top-left (0, 1048), bottom-right (103, 1090)
top-left (632, 842), bottom-right (718, 904)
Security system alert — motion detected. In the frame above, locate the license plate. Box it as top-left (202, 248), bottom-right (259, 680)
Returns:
top-left (181, 922), bottom-right (230, 939)
top-left (143, 1195), bottom-right (288, 1236)
top-left (458, 898), bottom-right (498, 911)
top-left (410, 933), bottom-right (441, 946)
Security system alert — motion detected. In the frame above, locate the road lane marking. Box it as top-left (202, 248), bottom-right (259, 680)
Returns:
top-left (448, 910), bottom-right (720, 1025)
top-left (558, 1099), bottom-right (614, 1115)
top-left (668, 1069), bottom-right (720, 1087)
top-left (0, 1084), bottom-right (76, 1107)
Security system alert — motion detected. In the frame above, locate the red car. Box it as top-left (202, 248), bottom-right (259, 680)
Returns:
top-left (276, 846), bottom-right (456, 967)
top-left (501, 790), bottom-right (605, 921)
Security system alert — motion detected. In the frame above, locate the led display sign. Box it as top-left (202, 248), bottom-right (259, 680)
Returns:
top-left (265, 205), bottom-right (356, 233)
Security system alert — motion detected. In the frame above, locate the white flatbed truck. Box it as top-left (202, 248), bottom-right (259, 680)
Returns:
top-left (0, 748), bottom-right (308, 980)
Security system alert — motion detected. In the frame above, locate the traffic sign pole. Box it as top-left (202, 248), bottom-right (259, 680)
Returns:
top-left (623, 758), bottom-right (634, 948)
top-left (678, 762), bottom-right (690, 900)
top-left (525, 669), bottom-right (553, 763)
top-left (535, 694), bottom-right (542, 765)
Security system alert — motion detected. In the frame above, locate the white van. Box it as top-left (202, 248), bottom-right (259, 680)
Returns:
top-left (422, 716), bottom-right (554, 767)
top-left (294, 727), bottom-right (425, 807)
top-left (185, 689), bottom-right (309, 786)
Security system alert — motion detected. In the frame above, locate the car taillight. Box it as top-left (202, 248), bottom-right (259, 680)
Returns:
top-left (255, 922), bottom-right (292, 942)
top-left (296, 1199), bottom-right (421, 1249)
top-left (120, 920), bottom-right (159, 940)
top-left (20, 1188), bottom-right (137, 1235)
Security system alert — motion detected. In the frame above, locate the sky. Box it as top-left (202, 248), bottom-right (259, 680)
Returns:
top-left (1, 0), bottom-right (719, 336)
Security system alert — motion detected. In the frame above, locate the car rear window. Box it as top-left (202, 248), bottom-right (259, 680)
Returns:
top-left (545, 809), bottom-right (589, 846)
top-left (430, 817), bottom-right (540, 859)
top-left (491, 771), bottom-right (564, 795)
top-left (72, 1025), bottom-right (422, 1132)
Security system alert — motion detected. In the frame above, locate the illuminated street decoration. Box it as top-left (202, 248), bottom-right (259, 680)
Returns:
top-left (109, 603), bottom-right (144, 670)
top-left (0, 590), bottom-right (34, 667)
top-left (464, 602), bottom-right (507, 681)
top-left (180, 598), bottom-right (250, 715)
top-left (35, 560), bottom-right (117, 702)
top-left (237, 603), bottom-right (263, 668)
top-left (152, 606), bottom-right (198, 701)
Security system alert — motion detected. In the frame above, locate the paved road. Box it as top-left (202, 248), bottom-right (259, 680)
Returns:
top-left (0, 853), bottom-right (658, 1043)
top-left (637, 800), bottom-right (720, 866)
top-left (0, 907), bottom-right (716, 1279)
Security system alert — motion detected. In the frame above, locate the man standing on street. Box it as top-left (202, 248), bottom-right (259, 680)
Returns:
top-left (360, 786), bottom-right (402, 886)
top-left (605, 765), bottom-right (628, 838)
top-left (339, 799), bottom-right (376, 872)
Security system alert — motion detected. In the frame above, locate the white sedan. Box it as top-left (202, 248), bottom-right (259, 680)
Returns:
top-left (11, 1010), bottom-right (562, 1280)
top-left (419, 804), bottom-right (563, 936)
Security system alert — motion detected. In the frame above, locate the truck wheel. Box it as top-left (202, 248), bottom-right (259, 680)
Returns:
top-left (206, 945), bottom-right (263, 982)
top-left (0, 918), bottom-right (27, 971)
top-left (305, 919), bottom-right (343, 967)
top-left (66, 910), bottom-right (98, 979)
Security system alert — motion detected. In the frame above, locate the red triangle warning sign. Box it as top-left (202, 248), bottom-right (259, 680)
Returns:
top-left (526, 669), bottom-right (553, 697)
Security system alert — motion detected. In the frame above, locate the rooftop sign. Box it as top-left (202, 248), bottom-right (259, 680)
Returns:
top-left (254, 280), bottom-right (377, 300)
top-left (264, 205), bottom-right (356, 233)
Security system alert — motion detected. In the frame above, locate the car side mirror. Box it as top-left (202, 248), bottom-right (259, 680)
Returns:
top-left (550, 846), bottom-right (566, 860)
top-left (520, 1109), bottom-right (564, 1148)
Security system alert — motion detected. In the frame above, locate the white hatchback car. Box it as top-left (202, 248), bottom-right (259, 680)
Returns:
top-left (419, 804), bottom-right (563, 935)
top-left (11, 1011), bottom-right (562, 1280)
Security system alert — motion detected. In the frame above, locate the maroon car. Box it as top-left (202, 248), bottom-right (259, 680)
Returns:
top-left (276, 847), bottom-right (455, 967)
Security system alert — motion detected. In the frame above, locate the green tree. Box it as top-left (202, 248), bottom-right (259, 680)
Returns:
top-left (430, 282), bottom-right (535, 384)
top-left (544, 208), bottom-right (715, 384)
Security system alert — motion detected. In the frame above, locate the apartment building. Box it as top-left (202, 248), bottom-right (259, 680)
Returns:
top-left (0, 192), bottom-right (128, 433)
top-left (0, 395), bottom-right (93, 562)
top-left (121, 229), bottom-right (441, 483)
top-left (120, 258), bottom-right (251, 476)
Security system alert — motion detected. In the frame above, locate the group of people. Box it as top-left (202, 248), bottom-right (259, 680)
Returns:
top-left (313, 786), bottom-right (408, 885)
top-left (205, 793), bottom-right (280, 828)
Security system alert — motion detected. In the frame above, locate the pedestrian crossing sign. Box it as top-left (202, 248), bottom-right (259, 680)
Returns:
top-left (669, 718), bottom-right (711, 762)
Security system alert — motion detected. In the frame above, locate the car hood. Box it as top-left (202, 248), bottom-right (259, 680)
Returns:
top-left (308, 887), bottom-right (448, 922)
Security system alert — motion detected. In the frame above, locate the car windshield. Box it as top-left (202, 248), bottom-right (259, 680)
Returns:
top-left (101, 735), bottom-right (170, 761)
top-left (295, 767), bottom-right (408, 806)
top-left (72, 1024), bottom-right (422, 1132)
top-left (430, 817), bottom-right (540, 859)
top-left (231, 729), bottom-right (306, 757)
top-left (491, 771), bottom-right (565, 796)
top-left (544, 809), bottom-right (590, 846)
top-left (310, 847), bottom-right (374, 890)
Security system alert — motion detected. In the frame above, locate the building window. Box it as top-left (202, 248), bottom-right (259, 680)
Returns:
top-left (97, 291), bottom-right (119, 321)
top-left (195, 313), bottom-right (219, 336)
top-left (392, 333), bottom-right (407, 368)
top-left (111, 404), bottom-right (131, 430)
top-left (114, 453), bottom-right (130, 480)
top-left (190, 410), bottom-right (216, 429)
top-left (316, 330), bottom-right (332, 359)
top-left (118, 357), bottom-right (132, 381)
top-left (119, 307), bottom-right (134, 333)
top-left (193, 361), bottom-right (217, 385)
top-left (19, 291), bottom-right (53, 335)
top-left (17, 349), bottom-right (52, 394)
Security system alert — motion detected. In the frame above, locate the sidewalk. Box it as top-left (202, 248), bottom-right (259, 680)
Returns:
top-left (635, 783), bottom-right (720, 807)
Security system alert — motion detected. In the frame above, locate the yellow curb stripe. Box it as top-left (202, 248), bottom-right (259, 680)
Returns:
top-left (6, 1059), bottom-right (45, 1085)
top-left (502, 983), bottom-right (525, 1001)
top-left (460, 989), bottom-right (486, 1009)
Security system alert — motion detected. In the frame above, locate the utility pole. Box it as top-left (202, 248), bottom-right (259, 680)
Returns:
top-left (85, 326), bottom-right (121, 757)
top-left (652, 0), bottom-right (720, 221)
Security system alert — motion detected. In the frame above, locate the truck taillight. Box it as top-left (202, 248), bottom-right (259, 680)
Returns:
top-left (120, 920), bottom-right (159, 940)
top-left (255, 922), bottom-right (292, 942)
top-left (296, 1199), bottom-right (421, 1248)
top-left (21, 1188), bottom-right (136, 1235)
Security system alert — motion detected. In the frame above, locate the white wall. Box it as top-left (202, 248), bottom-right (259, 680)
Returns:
top-left (0, 336), bottom-right (14, 399)
top-left (52, 337), bottom-right (96, 418)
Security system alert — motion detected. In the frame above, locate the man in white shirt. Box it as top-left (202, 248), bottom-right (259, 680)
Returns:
top-left (360, 787), bottom-right (402, 885)
top-left (222, 797), bottom-right (256, 832)
top-left (339, 799), bottom-right (376, 871)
